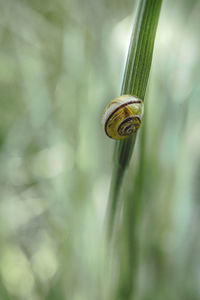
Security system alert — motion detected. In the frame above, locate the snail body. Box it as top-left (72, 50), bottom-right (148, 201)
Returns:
top-left (102, 95), bottom-right (143, 140)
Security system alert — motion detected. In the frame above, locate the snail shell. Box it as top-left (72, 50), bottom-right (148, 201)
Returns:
top-left (102, 95), bottom-right (143, 140)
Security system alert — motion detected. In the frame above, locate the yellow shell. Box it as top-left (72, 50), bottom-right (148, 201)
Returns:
top-left (102, 95), bottom-right (143, 140)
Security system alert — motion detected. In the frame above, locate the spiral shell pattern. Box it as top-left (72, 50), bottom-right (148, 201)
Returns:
top-left (102, 95), bottom-right (143, 140)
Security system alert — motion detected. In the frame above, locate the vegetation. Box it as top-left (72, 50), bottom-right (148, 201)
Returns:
top-left (0, 0), bottom-right (199, 299)
top-left (106, 0), bottom-right (162, 299)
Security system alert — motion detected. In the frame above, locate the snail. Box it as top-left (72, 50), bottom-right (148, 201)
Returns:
top-left (102, 95), bottom-right (144, 140)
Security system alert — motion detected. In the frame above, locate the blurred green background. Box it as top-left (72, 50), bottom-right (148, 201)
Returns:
top-left (0, 0), bottom-right (200, 299)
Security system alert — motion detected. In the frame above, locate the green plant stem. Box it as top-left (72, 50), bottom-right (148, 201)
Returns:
top-left (107, 0), bottom-right (162, 238)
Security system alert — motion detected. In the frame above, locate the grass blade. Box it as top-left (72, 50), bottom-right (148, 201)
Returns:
top-left (107, 0), bottom-right (163, 238)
